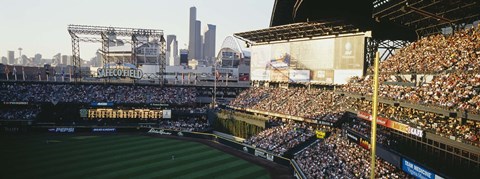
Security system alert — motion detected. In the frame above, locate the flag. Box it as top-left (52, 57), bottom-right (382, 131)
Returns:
top-left (5, 66), bottom-right (9, 80)
top-left (215, 70), bottom-right (220, 81)
top-left (22, 66), bottom-right (25, 81)
top-left (46, 67), bottom-right (50, 81)
top-left (37, 67), bottom-right (42, 81)
top-left (181, 73), bottom-right (184, 84)
top-left (226, 74), bottom-right (228, 86)
top-left (53, 68), bottom-right (56, 81)
top-left (13, 66), bottom-right (17, 81)
top-left (61, 67), bottom-right (65, 82)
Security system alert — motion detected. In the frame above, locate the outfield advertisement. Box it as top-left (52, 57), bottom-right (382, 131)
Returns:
top-left (357, 111), bottom-right (424, 138)
top-left (254, 149), bottom-right (275, 162)
top-left (48, 127), bottom-right (75, 133)
top-left (345, 129), bottom-right (371, 149)
top-left (92, 128), bottom-right (116, 132)
top-left (251, 33), bottom-right (365, 84)
top-left (402, 159), bottom-right (444, 179)
top-left (316, 120), bottom-right (334, 126)
top-left (3, 101), bottom-right (29, 105)
top-left (90, 102), bottom-right (114, 107)
top-left (315, 130), bottom-right (326, 139)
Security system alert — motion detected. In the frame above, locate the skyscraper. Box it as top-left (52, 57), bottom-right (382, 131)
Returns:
top-left (1, 56), bottom-right (7, 64)
top-left (188, 7), bottom-right (202, 60)
top-left (8, 51), bottom-right (14, 64)
top-left (21, 55), bottom-right (29, 65)
top-left (34, 53), bottom-right (42, 65)
top-left (167, 35), bottom-right (179, 66)
top-left (166, 35), bottom-right (176, 52)
top-left (61, 55), bottom-right (68, 65)
top-left (180, 49), bottom-right (189, 66)
top-left (203, 24), bottom-right (216, 65)
top-left (52, 53), bottom-right (61, 65)
top-left (195, 20), bottom-right (202, 60)
top-left (189, 7), bottom-right (197, 60)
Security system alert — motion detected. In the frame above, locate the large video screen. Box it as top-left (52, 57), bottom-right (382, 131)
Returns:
top-left (251, 34), bottom-right (365, 84)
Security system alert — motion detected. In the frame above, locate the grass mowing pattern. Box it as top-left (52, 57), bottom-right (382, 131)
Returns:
top-left (0, 134), bottom-right (270, 179)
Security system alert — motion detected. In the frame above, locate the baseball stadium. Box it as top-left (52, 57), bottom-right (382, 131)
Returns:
top-left (1, 0), bottom-right (479, 178)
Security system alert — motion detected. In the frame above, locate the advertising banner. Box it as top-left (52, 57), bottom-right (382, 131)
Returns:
top-left (346, 130), bottom-right (359, 142)
top-left (92, 128), bottom-right (116, 132)
top-left (148, 128), bottom-right (173, 135)
top-left (316, 120), bottom-right (333, 126)
top-left (289, 70), bottom-right (310, 82)
top-left (3, 102), bottom-right (29, 105)
top-left (90, 102), bottom-right (114, 107)
top-left (254, 149), bottom-right (275, 162)
top-left (315, 130), bottom-right (326, 139)
top-left (402, 159), bottom-right (443, 179)
top-left (345, 129), bottom-right (370, 149)
top-left (48, 127), bottom-right (75, 133)
top-left (357, 111), bottom-right (424, 137)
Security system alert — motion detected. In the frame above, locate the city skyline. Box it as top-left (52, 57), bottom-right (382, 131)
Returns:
top-left (0, 0), bottom-right (273, 62)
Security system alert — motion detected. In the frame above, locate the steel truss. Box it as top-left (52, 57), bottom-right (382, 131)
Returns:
top-left (67, 24), bottom-right (166, 84)
top-left (364, 37), bottom-right (409, 71)
top-left (373, 0), bottom-right (480, 37)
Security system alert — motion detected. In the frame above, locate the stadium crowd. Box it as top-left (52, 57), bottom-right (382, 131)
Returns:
top-left (158, 118), bottom-right (211, 132)
top-left (0, 108), bottom-right (40, 120)
top-left (343, 118), bottom-right (394, 146)
top-left (343, 27), bottom-right (480, 114)
top-left (342, 73), bottom-right (480, 114)
top-left (346, 97), bottom-right (480, 146)
top-left (0, 83), bottom-right (197, 104)
top-left (244, 121), bottom-right (315, 155)
top-left (372, 26), bottom-right (479, 74)
top-left (295, 131), bottom-right (412, 179)
top-left (230, 87), bottom-right (347, 122)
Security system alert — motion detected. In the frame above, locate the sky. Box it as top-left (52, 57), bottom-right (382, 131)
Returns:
top-left (0, 0), bottom-right (273, 60)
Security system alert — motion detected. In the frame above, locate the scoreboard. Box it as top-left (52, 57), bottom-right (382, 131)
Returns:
top-left (86, 108), bottom-right (162, 119)
top-left (250, 33), bottom-right (366, 84)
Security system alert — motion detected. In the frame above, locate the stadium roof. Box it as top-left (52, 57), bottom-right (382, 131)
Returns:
top-left (270, 0), bottom-right (372, 28)
top-left (267, 0), bottom-right (479, 41)
top-left (234, 20), bottom-right (361, 44)
top-left (373, 0), bottom-right (480, 36)
top-left (218, 36), bottom-right (250, 58)
top-left (265, 0), bottom-right (417, 41)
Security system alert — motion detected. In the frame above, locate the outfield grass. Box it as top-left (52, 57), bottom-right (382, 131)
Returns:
top-left (0, 134), bottom-right (270, 179)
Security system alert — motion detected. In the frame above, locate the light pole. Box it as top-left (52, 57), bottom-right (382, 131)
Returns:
top-left (212, 59), bottom-right (217, 108)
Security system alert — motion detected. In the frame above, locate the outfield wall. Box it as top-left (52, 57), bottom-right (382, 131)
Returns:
top-left (146, 128), bottom-right (306, 179)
